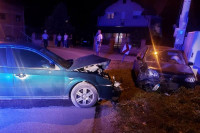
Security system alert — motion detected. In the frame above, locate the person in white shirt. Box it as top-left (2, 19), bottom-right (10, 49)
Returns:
top-left (63, 33), bottom-right (68, 48)
top-left (57, 33), bottom-right (62, 47)
top-left (95, 30), bottom-right (103, 56)
top-left (42, 30), bottom-right (49, 48)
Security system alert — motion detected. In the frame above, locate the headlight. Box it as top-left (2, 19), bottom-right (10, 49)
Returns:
top-left (185, 77), bottom-right (196, 83)
top-left (147, 69), bottom-right (159, 78)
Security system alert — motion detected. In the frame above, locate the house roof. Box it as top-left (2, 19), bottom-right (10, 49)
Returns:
top-left (93, 0), bottom-right (157, 17)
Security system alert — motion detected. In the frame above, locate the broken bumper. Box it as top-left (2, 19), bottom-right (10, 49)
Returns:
top-left (138, 76), bottom-right (196, 92)
top-left (97, 81), bottom-right (121, 101)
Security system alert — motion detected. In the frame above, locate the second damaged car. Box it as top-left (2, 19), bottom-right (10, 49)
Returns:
top-left (132, 45), bottom-right (196, 92)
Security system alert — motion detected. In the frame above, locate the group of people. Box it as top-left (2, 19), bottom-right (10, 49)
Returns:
top-left (42, 30), bottom-right (69, 48)
top-left (55, 33), bottom-right (69, 48)
top-left (42, 29), bottom-right (103, 56)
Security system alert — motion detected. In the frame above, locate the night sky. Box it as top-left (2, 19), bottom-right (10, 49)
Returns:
top-left (22, 0), bottom-right (108, 30)
top-left (10, 0), bottom-right (200, 38)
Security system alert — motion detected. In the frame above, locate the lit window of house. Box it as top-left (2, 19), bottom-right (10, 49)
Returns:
top-left (107, 12), bottom-right (114, 19)
top-left (0, 13), bottom-right (6, 20)
top-left (16, 15), bottom-right (21, 22)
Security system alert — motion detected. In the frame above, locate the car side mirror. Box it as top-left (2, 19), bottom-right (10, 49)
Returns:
top-left (49, 63), bottom-right (55, 68)
top-left (188, 62), bottom-right (194, 66)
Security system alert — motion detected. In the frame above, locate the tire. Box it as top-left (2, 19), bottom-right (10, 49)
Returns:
top-left (137, 80), bottom-right (155, 92)
top-left (71, 82), bottom-right (98, 108)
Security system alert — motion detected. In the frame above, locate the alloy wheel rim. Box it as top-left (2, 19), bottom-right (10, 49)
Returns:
top-left (75, 88), bottom-right (94, 105)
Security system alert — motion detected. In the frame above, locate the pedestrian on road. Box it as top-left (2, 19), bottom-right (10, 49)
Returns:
top-left (57, 33), bottom-right (62, 47)
top-left (95, 29), bottom-right (103, 56)
top-left (42, 30), bottom-right (49, 48)
top-left (63, 33), bottom-right (68, 48)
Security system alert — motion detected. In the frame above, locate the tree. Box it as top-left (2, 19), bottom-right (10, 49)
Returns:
top-left (45, 2), bottom-right (74, 34)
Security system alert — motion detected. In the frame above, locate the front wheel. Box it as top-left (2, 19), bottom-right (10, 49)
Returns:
top-left (71, 82), bottom-right (98, 108)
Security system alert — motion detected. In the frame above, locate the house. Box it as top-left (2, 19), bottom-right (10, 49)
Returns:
top-left (97, 0), bottom-right (152, 53)
top-left (0, 0), bottom-right (25, 41)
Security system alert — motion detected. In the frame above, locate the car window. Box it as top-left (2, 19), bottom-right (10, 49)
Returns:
top-left (145, 49), bottom-right (186, 65)
top-left (40, 49), bottom-right (73, 69)
top-left (0, 48), bottom-right (7, 67)
top-left (137, 46), bottom-right (148, 59)
top-left (12, 48), bottom-right (51, 68)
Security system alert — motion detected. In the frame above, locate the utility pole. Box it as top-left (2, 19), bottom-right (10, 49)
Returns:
top-left (174, 0), bottom-right (191, 50)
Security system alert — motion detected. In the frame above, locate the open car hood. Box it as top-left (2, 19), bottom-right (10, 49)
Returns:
top-left (68, 54), bottom-right (111, 72)
top-left (147, 62), bottom-right (194, 75)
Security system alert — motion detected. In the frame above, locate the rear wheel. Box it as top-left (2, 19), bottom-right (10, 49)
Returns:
top-left (71, 82), bottom-right (98, 108)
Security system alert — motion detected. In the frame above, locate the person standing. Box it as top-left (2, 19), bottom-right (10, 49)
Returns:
top-left (42, 30), bottom-right (48, 48)
top-left (63, 33), bottom-right (68, 48)
top-left (57, 33), bottom-right (62, 47)
top-left (95, 30), bottom-right (103, 56)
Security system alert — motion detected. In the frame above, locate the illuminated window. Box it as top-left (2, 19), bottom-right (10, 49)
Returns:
top-left (16, 15), bottom-right (21, 22)
top-left (107, 12), bottom-right (114, 19)
top-left (0, 13), bottom-right (6, 20)
top-left (0, 48), bottom-right (7, 66)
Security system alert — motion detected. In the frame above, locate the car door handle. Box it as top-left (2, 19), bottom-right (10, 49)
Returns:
top-left (15, 74), bottom-right (26, 78)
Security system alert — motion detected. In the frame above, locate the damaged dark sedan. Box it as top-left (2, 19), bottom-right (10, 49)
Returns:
top-left (132, 45), bottom-right (196, 92)
top-left (0, 43), bottom-right (119, 108)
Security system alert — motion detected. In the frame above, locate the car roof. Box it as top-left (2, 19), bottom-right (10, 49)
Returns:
top-left (147, 45), bottom-right (180, 51)
top-left (0, 42), bottom-right (43, 50)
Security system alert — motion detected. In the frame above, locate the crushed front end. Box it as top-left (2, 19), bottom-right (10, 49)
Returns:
top-left (137, 68), bottom-right (196, 92)
top-left (69, 54), bottom-right (121, 101)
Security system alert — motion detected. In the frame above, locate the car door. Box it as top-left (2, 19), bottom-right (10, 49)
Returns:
top-left (0, 47), bottom-right (14, 97)
top-left (11, 48), bottom-right (65, 98)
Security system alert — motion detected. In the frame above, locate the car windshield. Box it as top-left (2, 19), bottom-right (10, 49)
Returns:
top-left (40, 49), bottom-right (73, 69)
top-left (145, 49), bottom-right (186, 65)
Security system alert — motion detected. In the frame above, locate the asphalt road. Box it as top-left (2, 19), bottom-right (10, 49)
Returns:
top-left (0, 100), bottom-right (97, 133)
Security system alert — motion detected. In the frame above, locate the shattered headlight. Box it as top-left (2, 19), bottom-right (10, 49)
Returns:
top-left (112, 76), bottom-right (121, 88)
top-left (147, 69), bottom-right (159, 78)
top-left (185, 76), bottom-right (196, 83)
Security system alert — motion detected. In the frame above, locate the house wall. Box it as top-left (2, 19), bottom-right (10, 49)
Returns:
top-left (0, 0), bottom-right (25, 41)
top-left (98, 0), bottom-right (149, 27)
top-left (96, 0), bottom-right (150, 53)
